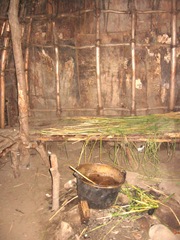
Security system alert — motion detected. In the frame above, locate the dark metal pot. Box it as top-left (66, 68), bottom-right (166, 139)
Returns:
top-left (75, 163), bottom-right (126, 209)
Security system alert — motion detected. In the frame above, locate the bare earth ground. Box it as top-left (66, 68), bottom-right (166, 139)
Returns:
top-left (0, 142), bottom-right (180, 240)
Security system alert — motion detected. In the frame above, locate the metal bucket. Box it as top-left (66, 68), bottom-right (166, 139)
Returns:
top-left (75, 163), bottom-right (126, 209)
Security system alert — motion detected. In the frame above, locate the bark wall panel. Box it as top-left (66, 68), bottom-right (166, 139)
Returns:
top-left (56, 18), bottom-right (76, 40)
top-left (159, 0), bottom-right (172, 10)
top-left (106, 14), bottom-right (131, 33)
top-left (58, 0), bottom-right (79, 13)
top-left (107, 0), bottom-right (128, 11)
top-left (77, 12), bottom-right (96, 35)
top-left (146, 47), bottom-right (163, 112)
top-left (78, 48), bottom-right (97, 109)
top-left (136, 14), bottom-right (152, 35)
top-left (59, 45), bottom-right (79, 109)
top-left (31, 22), bottom-right (50, 45)
top-left (5, 71), bottom-right (18, 126)
top-left (101, 46), bottom-right (131, 110)
top-left (29, 48), bottom-right (56, 116)
top-left (135, 49), bottom-right (148, 111)
top-left (0, 2), bottom-right (9, 16)
top-left (0, 0), bottom-right (180, 123)
top-left (176, 47), bottom-right (180, 108)
top-left (177, 12), bottom-right (180, 42)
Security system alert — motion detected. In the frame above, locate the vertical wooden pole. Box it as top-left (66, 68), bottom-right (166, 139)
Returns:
top-left (169, 0), bottom-right (177, 111)
top-left (53, 21), bottom-right (61, 116)
top-left (8, 0), bottom-right (29, 146)
top-left (95, 2), bottom-right (103, 115)
top-left (50, 153), bottom-right (60, 211)
top-left (24, 18), bottom-right (32, 116)
top-left (131, 1), bottom-right (136, 116)
top-left (11, 143), bottom-right (20, 178)
top-left (0, 21), bottom-right (10, 128)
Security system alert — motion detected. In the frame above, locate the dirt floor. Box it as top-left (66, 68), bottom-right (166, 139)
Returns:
top-left (0, 141), bottom-right (180, 240)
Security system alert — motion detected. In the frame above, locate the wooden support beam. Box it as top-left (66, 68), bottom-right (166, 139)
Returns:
top-left (34, 141), bottom-right (49, 167)
top-left (169, 0), bottom-right (177, 111)
top-left (24, 18), bottom-right (32, 117)
top-left (8, 0), bottom-right (29, 146)
top-left (53, 21), bottom-right (61, 116)
top-left (131, 1), bottom-right (136, 116)
top-left (95, 2), bottom-right (103, 115)
top-left (0, 21), bottom-right (10, 128)
top-left (9, 0), bottom-right (31, 169)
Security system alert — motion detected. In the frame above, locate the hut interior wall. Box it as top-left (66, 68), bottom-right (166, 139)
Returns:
top-left (0, 0), bottom-right (180, 126)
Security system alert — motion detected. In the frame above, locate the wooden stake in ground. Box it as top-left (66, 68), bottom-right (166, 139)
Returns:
top-left (78, 200), bottom-right (90, 224)
top-left (50, 154), bottom-right (60, 211)
top-left (11, 143), bottom-right (20, 178)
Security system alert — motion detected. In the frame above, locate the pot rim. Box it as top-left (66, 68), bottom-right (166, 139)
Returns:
top-left (75, 162), bottom-right (126, 188)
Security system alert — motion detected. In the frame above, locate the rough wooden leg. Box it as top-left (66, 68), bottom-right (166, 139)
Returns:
top-left (11, 143), bottom-right (20, 178)
top-left (121, 143), bottom-right (139, 171)
top-left (19, 142), bottom-right (30, 168)
top-left (50, 153), bottom-right (60, 211)
top-left (78, 200), bottom-right (90, 224)
top-left (35, 141), bottom-right (49, 167)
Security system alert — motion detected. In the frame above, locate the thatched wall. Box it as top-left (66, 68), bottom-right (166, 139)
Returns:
top-left (0, 0), bottom-right (180, 126)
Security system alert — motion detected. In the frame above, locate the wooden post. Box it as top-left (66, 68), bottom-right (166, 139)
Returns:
top-left (24, 18), bottom-right (32, 116)
top-left (8, 0), bottom-right (29, 145)
top-left (9, 0), bottom-right (30, 167)
top-left (52, 21), bottom-right (61, 116)
top-left (169, 0), bottom-right (177, 111)
top-left (11, 143), bottom-right (20, 178)
top-left (50, 154), bottom-right (60, 211)
top-left (0, 21), bottom-right (10, 128)
top-left (95, 2), bottom-right (103, 115)
top-left (131, 1), bottom-right (136, 116)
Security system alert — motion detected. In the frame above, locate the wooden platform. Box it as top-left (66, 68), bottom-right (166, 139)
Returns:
top-left (0, 113), bottom-right (179, 157)
top-left (29, 112), bottom-right (180, 143)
